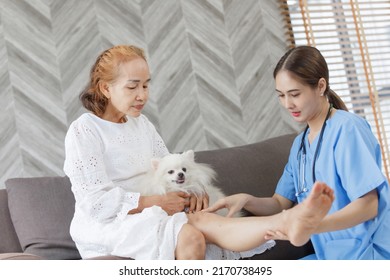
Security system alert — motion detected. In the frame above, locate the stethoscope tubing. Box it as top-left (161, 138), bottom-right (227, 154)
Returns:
top-left (296, 103), bottom-right (333, 197)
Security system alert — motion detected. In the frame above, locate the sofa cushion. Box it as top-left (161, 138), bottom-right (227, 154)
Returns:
top-left (0, 190), bottom-right (22, 253)
top-left (194, 133), bottom-right (297, 198)
top-left (5, 176), bottom-right (81, 260)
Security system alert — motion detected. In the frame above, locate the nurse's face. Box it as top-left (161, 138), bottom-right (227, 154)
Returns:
top-left (102, 58), bottom-right (150, 123)
top-left (275, 70), bottom-right (324, 124)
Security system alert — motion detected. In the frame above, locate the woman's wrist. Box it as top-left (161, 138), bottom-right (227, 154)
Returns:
top-left (140, 195), bottom-right (161, 209)
top-left (128, 195), bottom-right (157, 214)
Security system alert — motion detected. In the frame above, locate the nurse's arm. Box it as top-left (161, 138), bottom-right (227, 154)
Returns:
top-left (314, 189), bottom-right (378, 233)
top-left (243, 193), bottom-right (294, 216)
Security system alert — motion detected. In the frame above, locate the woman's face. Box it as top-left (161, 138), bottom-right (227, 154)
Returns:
top-left (103, 57), bottom-right (150, 122)
top-left (275, 70), bottom-right (324, 124)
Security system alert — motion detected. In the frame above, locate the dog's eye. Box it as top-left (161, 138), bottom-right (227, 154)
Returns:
top-left (168, 170), bottom-right (174, 174)
top-left (182, 168), bottom-right (187, 172)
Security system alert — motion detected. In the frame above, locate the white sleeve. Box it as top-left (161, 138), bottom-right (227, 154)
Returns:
top-left (63, 119), bottom-right (139, 223)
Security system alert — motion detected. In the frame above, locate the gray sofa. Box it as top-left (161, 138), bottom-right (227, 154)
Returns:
top-left (0, 133), bottom-right (314, 260)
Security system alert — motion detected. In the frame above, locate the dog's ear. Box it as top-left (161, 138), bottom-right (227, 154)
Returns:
top-left (151, 158), bottom-right (160, 170)
top-left (184, 150), bottom-right (195, 161)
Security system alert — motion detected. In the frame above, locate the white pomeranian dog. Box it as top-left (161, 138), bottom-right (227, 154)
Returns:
top-left (140, 150), bottom-right (236, 216)
top-left (139, 150), bottom-right (276, 258)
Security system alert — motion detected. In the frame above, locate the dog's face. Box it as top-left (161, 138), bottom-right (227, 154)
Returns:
top-left (151, 150), bottom-right (195, 189)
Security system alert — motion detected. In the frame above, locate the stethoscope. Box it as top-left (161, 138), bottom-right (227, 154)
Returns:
top-left (296, 103), bottom-right (333, 197)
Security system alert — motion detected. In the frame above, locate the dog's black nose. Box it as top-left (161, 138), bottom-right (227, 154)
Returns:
top-left (178, 172), bottom-right (184, 178)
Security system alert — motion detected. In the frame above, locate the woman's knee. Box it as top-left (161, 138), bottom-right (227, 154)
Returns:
top-left (176, 224), bottom-right (206, 259)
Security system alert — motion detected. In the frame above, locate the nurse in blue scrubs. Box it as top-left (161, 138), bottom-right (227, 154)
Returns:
top-left (207, 45), bottom-right (390, 259)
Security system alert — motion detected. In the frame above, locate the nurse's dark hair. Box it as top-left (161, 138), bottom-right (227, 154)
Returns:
top-left (80, 45), bottom-right (147, 117)
top-left (273, 46), bottom-right (348, 111)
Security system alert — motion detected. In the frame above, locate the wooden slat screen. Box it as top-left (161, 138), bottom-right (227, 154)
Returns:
top-left (280, 0), bottom-right (390, 179)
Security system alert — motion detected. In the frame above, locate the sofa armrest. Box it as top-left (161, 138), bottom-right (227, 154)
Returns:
top-left (0, 189), bottom-right (23, 254)
top-left (0, 253), bottom-right (45, 260)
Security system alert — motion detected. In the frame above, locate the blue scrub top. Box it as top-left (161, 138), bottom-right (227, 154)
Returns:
top-left (275, 110), bottom-right (390, 259)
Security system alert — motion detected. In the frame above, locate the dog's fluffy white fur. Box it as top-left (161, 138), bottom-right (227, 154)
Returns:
top-left (140, 150), bottom-right (232, 216)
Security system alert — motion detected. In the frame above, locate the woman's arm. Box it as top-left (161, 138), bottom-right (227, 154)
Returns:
top-left (315, 189), bottom-right (378, 233)
top-left (244, 193), bottom-right (294, 216)
top-left (128, 191), bottom-right (191, 215)
top-left (316, 119), bottom-right (381, 233)
top-left (204, 192), bottom-right (294, 217)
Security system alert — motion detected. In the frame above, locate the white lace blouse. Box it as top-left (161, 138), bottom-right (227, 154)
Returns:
top-left (64, 113), bottom-right (169, 222)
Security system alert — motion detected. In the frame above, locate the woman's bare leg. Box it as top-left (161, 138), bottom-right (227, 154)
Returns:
top-left (175, 224), bottom-right (206, 259)
top-left (187, 182), bottom-right (334, 252)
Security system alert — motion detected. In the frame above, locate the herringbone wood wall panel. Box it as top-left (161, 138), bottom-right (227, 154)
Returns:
top-left (0, 0), bottom-right (300, 188)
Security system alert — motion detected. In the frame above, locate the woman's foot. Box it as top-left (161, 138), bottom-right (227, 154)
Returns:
top-left (279, 182), bottom-right (334, 246)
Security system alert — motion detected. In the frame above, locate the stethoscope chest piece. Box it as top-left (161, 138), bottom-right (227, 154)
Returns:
top-left (295, 187), bottom-right (308, 197)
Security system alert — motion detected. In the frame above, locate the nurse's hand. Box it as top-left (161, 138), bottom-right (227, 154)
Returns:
top-left (203, 193), bottom-right (251, 217)
top-left (264, 206), bottom-right (290, 240)
top-left (264, 230), bottom-right (288, 241)
top-left (187, 193), bottom-right (209, 213)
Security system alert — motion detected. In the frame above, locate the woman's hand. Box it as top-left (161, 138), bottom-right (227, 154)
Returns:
top-left (132, 192), bottom-right (191, 215)
top-left (203, 193), bottom-right (253, 217)
top-left (160, 191), bottom-right (191, 215)
top-left (187, 192), bottom-right (209, 213)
